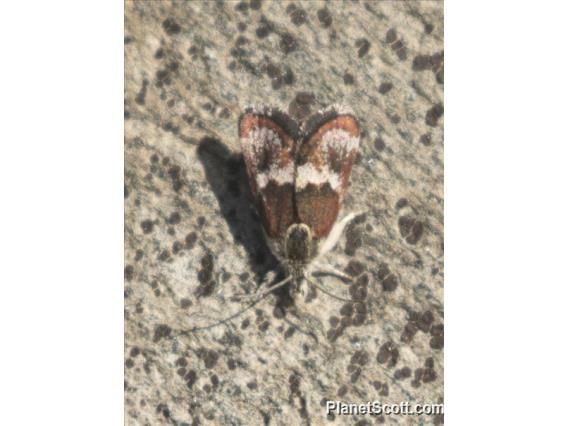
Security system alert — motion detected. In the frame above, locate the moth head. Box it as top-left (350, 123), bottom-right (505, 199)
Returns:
top-left (284, 223), bottom-right (313, 263)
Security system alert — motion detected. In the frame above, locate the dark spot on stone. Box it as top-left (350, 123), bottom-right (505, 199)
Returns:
top-left (124, 36), bottom-right (134, 44)
top-left (317, 8), bottom-right (332, 28)
top-left (377, 341), bottom-right (399, 367)
top-left (162, 18), bottom-right (181, 36)
top-left (237, 22), bottom-right (247, 32)
top-left (350, 367), bottom-right (361, 383)
top-left (395, 198), bottom-right (408, 210)
top-left (186, 370), bottom-right (197, 387)
top-left (255, 24), bottom-right (270, 38)
top-left (326, 327), bottom-right (343, 342)
top-left (259, 320), bottom-right (270, 332)
top-left (340, 303), bottom-right (353, 317)
top-left (280, 33), bottom-right (297, 54)
top-left (172, 240), bottom-right (183, 254)
top-left (158, 250), bottom-right (170, 262)
top-left (227, 358), bottom-right (236, 370)
top-left (401, 321), bottom-right (418, 343)
top-left (154, 47), bottom-right (164, 59)
top-left (423, 367), bottom-right (437, 383)
top-left (247, 380), bottom-right (258, 390)
top-left (211, 374), bottom-right (219, 387)
top-left (413, 54), bottom-right (432, 71)
top-left (436, 67), bottom-right (444, 84)
top-left (351, 350), bottom-right (369, 366)
top-left (283, 66), bottom-right (295, 85)
top-left (125, 358), bottom-right (134, 368)
top-left (355, 38), bottom-right (371, 58)
top-left (135, 78), bottom-right (148, 105)
top-left (141, 220), bottom-right (154, 234)
top-left (250, 0), bottom-right (262, 10)
top-left (167, 212), bottom-right (181, 225)
top-left (329, 316), bottom-right (339, 327)
top-left (156, 403), bottom-right (171, 420)
top-left (420, 133), bottom-right (432, 146)
top-left (181, 115), bottom-right (194, 127)
top-left (219, 107), bottom-right (231, 119)
top-left (167, 60), bottom-right (179, 72)
top-left (180, 298), bottom-right (192, 309)
top-left (425, 357), bottom-right (434, 369)
top-left (284, 327), bottom-right (296, 339)
top-left (430, 324), bottom-right (444, 349)
top-left (287, 4), bottom-right (307, 26)
top-left (343, 72), bottom-right (355, 85)
top-left (386, 28), bottom-right (397, 43)
top-left (288, 96), bottom-right (313, 121)
top-left (378, 82), bottom-right (393, 94)
top-left (203, 349), bottom-right (219, 369)
top-left (392, 40), bottom-right (407, 60)
top-left (235, 1), bottom-right (248, 13)
top-left (399, 215), bottom-right (425, 244)
top-left (124, 265), bottom-right (134, 281)
top-left (241, 318), bottom-right (250, 329)
top-left (289, 373), bottom-right (301, 395)
top-left (185, 232), bottom-right (197, 249)
top-left (196, 252), bottom-right (215, 297)
top-left (168, 165), bottom-right (183, 192)
top-left (176, 357), bottom-right (187, 367)
top-left (374, 137), bottom-right (386, 152)
top-left (296, 91), bottom-right (314, 105)
top-left (426, 103), bottom-right (444, 127)
top-left (425, 22), bottom-right (434, 34)
top-left (394, 366), bottom-right (412, 380)
top-left (389, 113), bottom-right (401, 124)
top-left (345, 260), bottom-right (365, 277)
top-left (376, 263), bottom-right (398, 292)
top-left (418, 311), bottom-right (434, 332)
top-left (153, 324), bottom-right (171, 343)
top-left (345, 222), bottom-right (362, 256)
top-left (130, 347), bottom-right (140, 357)
top-left (197, 216), bottom-right (206, 227)
top-left (150, 154), bottom-right (159, 164)
top-left (337, 385), bottom-right (348, 397)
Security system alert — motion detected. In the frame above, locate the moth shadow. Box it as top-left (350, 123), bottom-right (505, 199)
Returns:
top-left (197, 136), bottom-right (280, 290)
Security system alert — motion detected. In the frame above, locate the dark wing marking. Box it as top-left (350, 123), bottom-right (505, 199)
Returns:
top-left (295, 108), bottom-right (360, 239)
top-left (239, 107), bottom-right (299, 239)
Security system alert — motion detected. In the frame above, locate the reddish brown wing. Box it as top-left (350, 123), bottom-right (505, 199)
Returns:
top-left (239, 108), bottom-right (299, 239)
top-left (295, 113), bottom-right (360, 239)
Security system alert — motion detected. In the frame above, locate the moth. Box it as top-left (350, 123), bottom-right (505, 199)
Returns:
top-left (238, 104), bottom-right (361, 300)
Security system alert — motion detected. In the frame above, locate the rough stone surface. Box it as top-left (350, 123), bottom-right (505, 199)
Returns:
top-left (125, 1), bottom-right (443, 425)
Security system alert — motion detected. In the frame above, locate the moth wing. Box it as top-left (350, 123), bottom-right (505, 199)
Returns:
top-left (295, 109), bottom-right (360, 239)
top-left (239, 107), bottom-right (299, 239)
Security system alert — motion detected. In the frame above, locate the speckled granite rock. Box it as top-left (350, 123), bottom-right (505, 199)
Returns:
top-left (125, 1), bottom-right (443, 425)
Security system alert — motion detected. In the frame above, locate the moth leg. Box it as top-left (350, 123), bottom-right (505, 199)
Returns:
top-left (312, 263), bottom-right (354, 283)
top-left (305, 276), bottom-right (352, 302)
top-left (316, 211), bottom-right (363, 259)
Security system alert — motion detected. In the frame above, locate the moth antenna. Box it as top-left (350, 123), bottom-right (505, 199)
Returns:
top-left (305, 277), bottom-right (355, 303)
top-left (184, 275), bottom-right (293, 332)
top-left (183, 297), bottom-right (266, 333)
top-left (232, 275), bottom-right (293, 301)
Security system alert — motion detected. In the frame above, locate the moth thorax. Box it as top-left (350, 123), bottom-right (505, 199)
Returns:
top-left (285, 223), bottom-right (312, 263)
